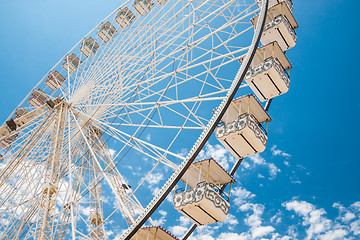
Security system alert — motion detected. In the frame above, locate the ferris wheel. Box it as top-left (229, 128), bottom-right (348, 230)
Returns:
top-left (0, 0), bottom-right (298, 239)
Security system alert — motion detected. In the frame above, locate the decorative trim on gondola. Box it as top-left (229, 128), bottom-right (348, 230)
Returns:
top-left (173, 183), bottom-right (230, 216)
top-left (215, 114), bottom-right (268, 146)
top-left (245, 57), bottom-right (290, 89)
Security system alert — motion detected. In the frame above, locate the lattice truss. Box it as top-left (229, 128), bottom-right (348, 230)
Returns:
top-left (0, 0), bottom-right (259, 238)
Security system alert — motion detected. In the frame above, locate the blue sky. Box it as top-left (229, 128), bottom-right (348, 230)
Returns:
top-left (1, 0), bottom-right (360, 239)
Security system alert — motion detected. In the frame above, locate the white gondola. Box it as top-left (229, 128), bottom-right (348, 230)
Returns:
top-left (215, 95), bottom-right (271, 159)
top-left (257, 0), bottom-right (293, 12)
top-left (115, 7), bottom-right (136, 29)
top-left (28, 89), bottom-right (48, 108)
top-left (174, 158), bottom-right (235, 226)
top-left (80, 37), bottom-right (100, 58)
top-left (133, 0), bottom-right (154, 16)
top-left (62, 54), bottom-right (81, 75)
top-left (0, 139), bottom-right (12, 149)
top-left (240, 41), bottom-right (292, 101)
top-left (0, 125), bottom-right (11, 139)
top-left (14, 104), bottom-right (51, 127)
top-left (252, 2), bottom-right (299, 51)
top-left (45, 71), bottom-right (66, 91)
top-left (98, 22), bottom-right (116, 43)
top-left (0, 132), bottom-right (17, 149)
top-left (0, 120), bottom-right (17, 149)
top-left (130, 226), bottom-right (179, 240)
top-left (14, 108), bottom-right (29, 118)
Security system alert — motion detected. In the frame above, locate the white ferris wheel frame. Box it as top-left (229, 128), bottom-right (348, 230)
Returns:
top-left (0, 0), bottom-right (270, 239)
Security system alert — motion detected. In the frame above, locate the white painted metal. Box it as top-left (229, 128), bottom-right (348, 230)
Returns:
top-left (14, 104), bottom-right (48, 127)
top-left (14, 108), bottom-right (29, 118)
top-left (28, 89), bottom-right (48, 107)
top-left (253, 2), bottom-right (298, 29)
top-left (181, 158), bottom-right (236, 189)
top-left (245, 57), bottom-right (290, 101)
top-left (174, 183), bottom-right (230, 226)
top-left (261, 14), bottom-right (297, 51)
top-left (0, 138), bottom-right (12, 149)
top-left (0, 125), bottom-right (11, 138)
top-left (252, 2), bottom-right (298, 51)
top-left (0, 0), bottom-right (269, 238)
top-left (115, 7), bottom-right (136, 29)
top-left (62, 54), bottom-right (81, 75)
top-left (133, 0), bottom-right (154, 16)
top-left (219, 94), bottom-right (271, 124)
top-left (45, 70), bottom-right (66, 91)
top-left (97, 21), bottom-right (116, 43)
top-left (240, 41), bottom-right (292, 70)
top-left (216, 114), bottom-right (268, 158)
top-left (130, 226), bottom-right (179, 240)
top-left (79, 37), bottom-right (100, 58)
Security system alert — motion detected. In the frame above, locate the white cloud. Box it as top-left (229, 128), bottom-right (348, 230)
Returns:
top-left (232, 186), bottom-right (277, 239)
top-left (241, 203), bottom-right (264, 227)
top-left (105, 148), bottom-right (116, 158)
top-left (270, 145), bottom-right (291, 158)
top-left (270, 211), bottom-right (282, 224)
top-left (232, 186), bottom-right (255, 206)
top-left (334, 202), bottom-right (358, 224)
top-left (217, 232), bottom-right (245, 240)
top-left (223, 214), bottom-right (239, 226)
top-left (342, 212), bottom-right (356, 222)
top-left (190, 225), bottom-right (216, 239)
top-left (152, 210), bottom-right (167, 226)
top-left (189, 234), bottom-right (214, 240)
top-left (351, 220), bottom-right (360, 235)
top-left (170, 225), bottom-right (188, 236)
top-left (238, 203), bottom-right (276, 238)
top-left (106, 230), bottom-right (114, 237)
top-left (271, 233), bottom-right (292, 240)
top-left (80, 206), bottom-right (91, 217)
top-left (257, 173), bottom-right (265, 179)
top-left (170, 215), bottom-right (193, 237)
top-left (284, 200), bottom-right (353, 240)
top-left (252, 225), bottom-right (275, 238)
top-left (179, 216), bottom-right (192, 227)
top-left (320, 229), bottom-right (348, 240)
top-left (351, 202), bottom-right (360, 211)
top-left (268, 163), bottom-right (281, 179)
top-left (247, 154), bottom-right (281, 179)
top-left (145, 172), bottom-right (164, 185)
top-left (198, 143), bottom-right (236, 170)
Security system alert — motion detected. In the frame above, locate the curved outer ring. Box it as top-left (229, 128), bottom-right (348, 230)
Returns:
top-left (2, 0), bottom-right (269, 238)
top-left (121, 0), bottom-right (270, 239)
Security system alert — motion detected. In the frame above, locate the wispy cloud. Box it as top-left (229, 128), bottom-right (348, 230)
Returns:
top-left (248, 154), bottom-right (281, 180)
top-left (198, 143), bottom-right (236, 170)
top-left (284, 199), bottom-right (360, 239)
top-left (271, 145), bottom-right (291, 158)
top-left (145, 172), bottom-right (164, 185)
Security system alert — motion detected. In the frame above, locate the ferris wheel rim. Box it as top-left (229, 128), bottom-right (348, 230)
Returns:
top-left (0, 0), bottom-right (269, 238)
top-left (120, 0), bottom-right (270, 239)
